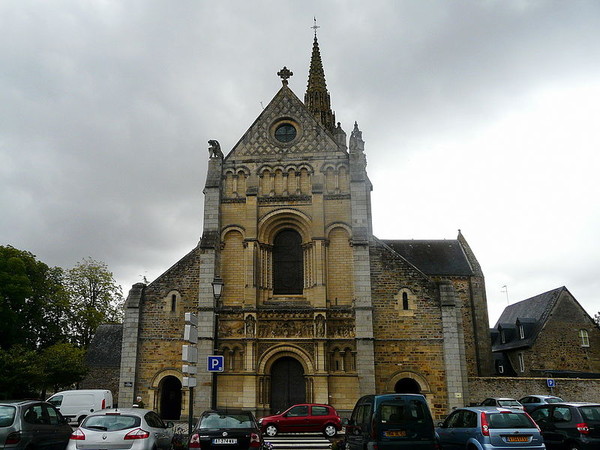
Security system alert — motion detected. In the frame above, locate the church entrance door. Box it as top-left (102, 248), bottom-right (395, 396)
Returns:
top-left (394, 377), bottom-right (421, 394)
top-left (270, 356), bottom-right (306, 414)
top-left (158, 376), bottom-right (182, 420)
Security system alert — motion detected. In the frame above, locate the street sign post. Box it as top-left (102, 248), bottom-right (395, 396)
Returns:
top-left (182, 313), bottom-right (198, 435)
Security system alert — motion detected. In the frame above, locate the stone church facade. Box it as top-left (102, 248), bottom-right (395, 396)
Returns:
top-left (118, 35), bottom-right (493, 420)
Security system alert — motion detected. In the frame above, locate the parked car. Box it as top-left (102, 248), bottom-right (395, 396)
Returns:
top-left (481, 397), bottom-right (525, 410)
top-left (529, 402), bottom-right (600, 450)
top-left (344, 393), bottom-right (437, 449)
top-left (436, 406), bottom-right (546, 450)
top-left (0, 400), bottom-right (73, 450)
top-left (67, 408), bottom-right (174, 450)
top-left (258, 403), bottom-right (341, 437)
top-left (520, 396), bottom-right (564, 413)
top-left (188, 410), bottom-right (264, 449)
top-left (47, 389), bottom-right (113, 424)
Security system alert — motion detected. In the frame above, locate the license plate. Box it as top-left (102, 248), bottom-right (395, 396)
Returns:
top-left (213, 438), bottom-right (237, 444)
top-left (507, 436), bottom-right (530, 442)
top-left (384, 430), bottom-right (406, 437)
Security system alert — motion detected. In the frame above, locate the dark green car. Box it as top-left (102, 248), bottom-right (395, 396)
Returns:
top-left (344, 394), bottom-right (437, 450)
top-left (0, 400), bottom-right (73, 449)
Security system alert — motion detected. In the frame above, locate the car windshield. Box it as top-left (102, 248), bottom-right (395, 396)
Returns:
top-left (0, 406), bottom-right (16, 427)
top-left (83, 414), bottom-right (141, 431)
top-left (546, 398), bottom-right (563, 404)
top-left (487, 412), bottom-right (535, 429)
top-left (498, 400), bottom-right (521, 407)
top-left (199, 413), bottom-right (254, 429)
top-left (580, 406), bottom-right (600, 422)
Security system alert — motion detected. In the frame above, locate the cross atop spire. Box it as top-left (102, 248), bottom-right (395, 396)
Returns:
top-left (311, 17), bottom-right (320, 38)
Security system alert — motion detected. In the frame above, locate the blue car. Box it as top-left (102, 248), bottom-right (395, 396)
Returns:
top-left (437, 406), bottom-right (545, 450)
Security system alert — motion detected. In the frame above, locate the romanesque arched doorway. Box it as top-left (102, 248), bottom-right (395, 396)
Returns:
top-left (394, 377), bottom-right (421, 394)
top-left (158, 376), bottom-right (182, 420)
top-left (270, 356), bottom-right (306, 413)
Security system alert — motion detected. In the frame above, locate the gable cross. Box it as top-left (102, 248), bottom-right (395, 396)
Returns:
top-left (277, 66), bottom-right (293, 85)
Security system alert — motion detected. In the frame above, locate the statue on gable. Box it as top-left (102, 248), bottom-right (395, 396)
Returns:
top-left (208, 140), bottom-right (224, 159)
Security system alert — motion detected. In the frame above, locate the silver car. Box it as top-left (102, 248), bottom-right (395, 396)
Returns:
top-left (67, 408), bottom-right (174, 450)
top-left (436, 406), bottom-right (546, 450)
top-left (0, 400), bottom-right (73, 450)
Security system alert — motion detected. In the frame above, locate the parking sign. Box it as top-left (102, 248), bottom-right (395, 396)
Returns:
top-left (547, 378), bottom-right (555, 388)
top-left (207, 355), bottom-right (224, 372)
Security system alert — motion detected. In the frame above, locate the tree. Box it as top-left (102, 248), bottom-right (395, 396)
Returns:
top-left (594, 311), bottom-right (600, 327)
top-left (65, 258), bottom-right (123, 348)
top-left (0, 246), bottom-right (70, 349)
top-left (38, 343), bottom-right (88, 397)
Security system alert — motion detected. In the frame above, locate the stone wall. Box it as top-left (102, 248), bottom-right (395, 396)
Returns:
top-left (468, 376), bottom-right (600, 407)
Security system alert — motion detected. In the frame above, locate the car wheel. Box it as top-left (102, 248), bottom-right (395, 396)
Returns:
top-left (568, 444), bottom-right (581, 450)
top-left (323, 424), bottom-right (337, 437)
top-left (265, 424), bottom-right (278, 437)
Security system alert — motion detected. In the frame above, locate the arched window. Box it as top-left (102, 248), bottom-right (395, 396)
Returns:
top-left (273, 229), bottom-right (303, 295)
top-left (402, 292), bottom-right (409, 310)
top-left (580, 329), bottom-right (590, 347)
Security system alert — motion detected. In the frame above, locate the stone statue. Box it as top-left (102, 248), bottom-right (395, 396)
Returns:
top-left (245, 315), bottom-right (256, 337)
top-left (208, 140), bottom-right (224, 159)
top-left (316, 314), bottom-right (325, 337)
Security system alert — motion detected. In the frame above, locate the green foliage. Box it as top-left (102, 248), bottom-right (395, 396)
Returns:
top-left (0, 246), bottom-right (123, 398)
top-left (594, 311), bottom-right (600, 327)
top-left (64, 257), bottom-right (124, 348)
top-left (0, 343), bottom-right (87, 399)
top-left (0, 246), bottom-right (69, 349)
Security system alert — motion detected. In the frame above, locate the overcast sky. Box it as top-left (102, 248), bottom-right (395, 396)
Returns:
top-left (2, 1), bottom-right (599, 325)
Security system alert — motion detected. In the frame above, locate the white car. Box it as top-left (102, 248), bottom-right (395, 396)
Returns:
top-left (67, 408), bottom-right (174, 450)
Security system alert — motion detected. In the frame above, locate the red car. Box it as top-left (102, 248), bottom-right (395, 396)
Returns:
top-left (258, 403), bottom-right (342, 437)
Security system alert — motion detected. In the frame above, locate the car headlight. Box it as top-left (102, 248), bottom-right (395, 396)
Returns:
top-left (258, 418), bottom-right (263, 424)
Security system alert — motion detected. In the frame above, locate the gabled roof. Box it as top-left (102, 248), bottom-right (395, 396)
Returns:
top-left (85, 323), bottom-right (123, 368)
top-left (492, 286), bottom-right (566, 352)
top-left (383, 240), bottom-right (474, 277)
top-left (225, 81), bottom-right (343, 162)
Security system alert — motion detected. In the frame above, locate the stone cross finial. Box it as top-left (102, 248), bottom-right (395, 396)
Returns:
top-left (277, 66), bottom-right (293, 85)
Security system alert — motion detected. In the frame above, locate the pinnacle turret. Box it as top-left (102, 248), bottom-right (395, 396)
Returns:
top-left (304, 33), bottom-right (336, 132)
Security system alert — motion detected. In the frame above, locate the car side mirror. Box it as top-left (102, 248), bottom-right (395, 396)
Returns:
top-left (342, 418), bottom-right (349, 426)
top-left (438, 422), bottom-right (445, 428)
top-left (166, 421), bottom-right (174, 428)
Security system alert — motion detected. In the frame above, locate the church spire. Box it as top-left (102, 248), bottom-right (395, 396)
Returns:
top-left (304, 18), bottom-right (336, 132)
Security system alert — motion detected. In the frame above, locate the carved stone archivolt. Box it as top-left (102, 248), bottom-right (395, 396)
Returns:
top-left (257, 320), bottom-right (313, 338)
top-left (258, 343), bottom-right (315, 360)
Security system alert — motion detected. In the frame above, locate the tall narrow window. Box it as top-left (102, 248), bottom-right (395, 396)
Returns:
top-left (273, 229), bottom-right (303, 295)
top-left (580, 329), bottom-right (590, 347)
top-left (519, 324), bottom-right (525, 339)
top-left (402, 292), bottom-right (409, 310)
top-left (171, 294), bottom-right (177, 312)
top-left (518, 353), bottom-right (525, 373)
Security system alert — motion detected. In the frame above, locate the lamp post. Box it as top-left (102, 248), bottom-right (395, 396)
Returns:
top-left (211, 276), bottom-right (224, 410)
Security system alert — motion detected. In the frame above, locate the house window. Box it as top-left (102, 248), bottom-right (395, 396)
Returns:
top-left (518, 353), bottom-right (525, 373)
top-left (273, 229), bottom-right (303, 295)
top-left (500, 329), bottom-right (506, 344)
top-left (519, 324), bottom-right (525, 339)
top-left (171, 294), bottom-right (177, 312)
top-left (580, 329), bottom-right (590, 347)
top-left (498, 364), bottom-right (504, 374)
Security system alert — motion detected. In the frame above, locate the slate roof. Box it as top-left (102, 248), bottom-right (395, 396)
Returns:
top-left (85, 323), bottom-right (123, 368)
top-left (383, 240), bottom-right (474, 277)
top-left (491, 286), bottom-right (565, 352)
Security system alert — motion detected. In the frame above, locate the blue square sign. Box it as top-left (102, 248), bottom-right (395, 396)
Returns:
top-left (207, 355), bottom-right (224, 372)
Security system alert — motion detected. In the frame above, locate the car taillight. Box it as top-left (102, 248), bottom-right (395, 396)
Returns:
top-left (124, 428), bottom-right (150, 439)
top-left (576, 422), bottom-right (590, 435)
top-left (101, 398), bottom-right (106, 409)
top-left (5, 432), bottom-right (21, 444)
top-left (250, 432), bottom-right (261, 447)
top-left (188, 433), bottom-right (201, 448)
top-left (481, 412), bottom-right (490, 436)
top-left (70, 429), bottom-right (86, 440)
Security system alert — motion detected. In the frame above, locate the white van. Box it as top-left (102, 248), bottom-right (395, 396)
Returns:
top-left (47, 389), bottom-right (113, 424)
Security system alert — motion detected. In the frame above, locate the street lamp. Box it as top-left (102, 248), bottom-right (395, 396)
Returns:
top-left (211, 276), bottom-right (224, 409)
